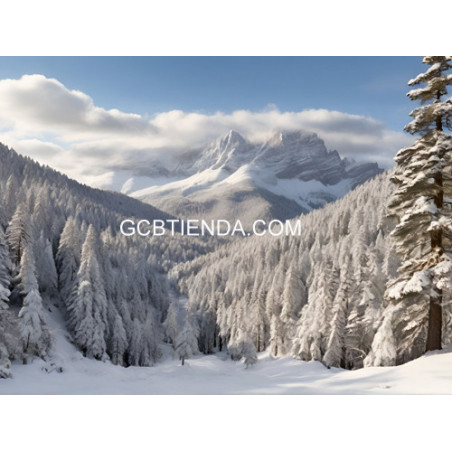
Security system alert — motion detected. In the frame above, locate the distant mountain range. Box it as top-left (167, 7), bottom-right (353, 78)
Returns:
top-left (126, 130), bottom-right (383, 225)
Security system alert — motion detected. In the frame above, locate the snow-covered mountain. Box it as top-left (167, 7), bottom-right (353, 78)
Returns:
top-left (128, 130), bottom-right (383, 225)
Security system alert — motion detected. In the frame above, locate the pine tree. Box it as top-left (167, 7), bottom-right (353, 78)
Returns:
top-left (384, 56), bottom-right (452, 363)
top-left (250, 286), bottom-right (267, 352)
top-left (71, 225), bottom-right (108, 360)
top-left (269, 314), bottom-right (286, 357)
top-left (3, 175), bottom-right (20, 221)
top-left (141, 311), bottom-right (161, 366)
top-left (110, 313), bottom-right (128, 366)
top-left (323, 260), bottom-right (352, 368)
top-left (35, 234), bottom-right (58, 297)
top-left (17, 244), bottom-right (51, 362)
top-left (163, 300), bottom-right (180, 347)
top-left (128, 318), bottom-right (143, 366)
top-left (0, 227), bottom-right (11, 309)
top-left (175, 315), bottom-right (199, 365)
top-left (280, 266), bottom-right (306, 334)
top-left (0, 227), bottom-right (14, 377)
top-left (292, 260), bottom-right (337, 362)
top-left (364, 305), bottom-right (397, 367)
top-left (6, 204), bottom-right (29, 267)
top-left (56, 217), bottom-right (81, 309)
top-left (239, 332), bottom-right (257, 368)
top-left (32, 186), bottom-right (52, 241)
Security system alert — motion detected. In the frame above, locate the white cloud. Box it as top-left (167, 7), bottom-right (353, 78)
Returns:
top-left (148, 108), bottom-right (411, 166)
top-left (0, 74), bottom-right (155, 139)
top-left (0, 74), bottom-right (411, 189)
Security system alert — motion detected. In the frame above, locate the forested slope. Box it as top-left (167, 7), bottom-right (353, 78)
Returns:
top-left (0, 143), bottom-right (216, 377)
top-left (171, 171), bottom-right (452, 368)
top-left (3, 141), bottom-right (450, 378)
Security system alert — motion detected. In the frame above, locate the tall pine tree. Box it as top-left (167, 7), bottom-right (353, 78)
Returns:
top-left (382, 56), bottom-right (452, 364)
top-left (17, 244), bottom-right (52, 362)
top-left (70, 225), bottom-right (108, 360)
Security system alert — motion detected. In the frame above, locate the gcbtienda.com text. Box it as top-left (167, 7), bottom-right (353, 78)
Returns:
top-left (120, 219), bottom-right (302, 237)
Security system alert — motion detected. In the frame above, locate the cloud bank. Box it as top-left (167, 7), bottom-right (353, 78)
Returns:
top-left (0, 74), bottom-right (410, 189)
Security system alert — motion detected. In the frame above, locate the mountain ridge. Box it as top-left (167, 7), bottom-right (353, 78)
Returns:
top-left (130, 129), bottom-right (383, 226)
top-left (0, 142), bottom-right (175, 230)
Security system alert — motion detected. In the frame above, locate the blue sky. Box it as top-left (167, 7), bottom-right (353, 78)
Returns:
top-left (0, 57), bottom-right (425, 189)
top-left (0, 56), bottom-right (423, 131)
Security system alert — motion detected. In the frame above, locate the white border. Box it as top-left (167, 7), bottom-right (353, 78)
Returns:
top-left (3, 395), bottom-right (452, 451)
top-left (1, 0), bottom-right (450, 56)
top-left (2, 1), bottom-right (452, 449)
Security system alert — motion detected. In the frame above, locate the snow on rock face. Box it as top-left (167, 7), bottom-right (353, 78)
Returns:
top-left (253, 130), bottom-right (382, 187)
top-left (132, 129), bottom-right (383, 223)
top-left (255, 131), bottom-right (329, 168)
top-left (194, 129), bottom-right (252, 173)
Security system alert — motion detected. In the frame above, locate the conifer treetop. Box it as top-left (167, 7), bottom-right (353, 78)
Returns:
top-left (405, 56), bottom-right (452, 134)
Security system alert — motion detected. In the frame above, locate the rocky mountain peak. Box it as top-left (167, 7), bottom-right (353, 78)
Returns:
top-left (132, 129), bottom-right (383, 225)
top-left (221, 129), bottom-right (247, 147)
top-left (255, 130), bottom-right (328, 165)
top-left (192, 130), bottom-right (251, 172)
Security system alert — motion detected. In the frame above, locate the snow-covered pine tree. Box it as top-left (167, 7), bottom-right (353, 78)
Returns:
top-left (0, 226), bottom-right (11, 309)
top-left (381, 56), bottom-right (452, 364)
top-left (0, 226), bottom-right (14, 378)
top-left (32, 186), bottom-right (51, 240)
top-left (6, 204), bottom-right (29, 268)
top-left (363, 305), bottom-right (397, 367)
top-left (128, 318), bottom-right (143, 366)
top-left (249, 286), bottom-right (268, 352)
top-left (269, 313), bottom-right (286, 357)
top-left (175, 315), bottom-right (199, 365)
top-left (238, 332), bottom-right (257, 368)
top-left (35, 233), bottom-right (58, 298)
top-left (56, 217), bottom-right (81, 311)
top-left (280, 265), bottom-right (306, 336)
top-left (323, 259), bottom-right (353, 368)
top-left (17, 244), bottom-right (52, 363)
top-left (292, 260), bottom-right (337, 362)
top-left (70, 225), bottom-right (108, 360)
top-left (2, 175), bottom-right (20, 224)
top-left (109, 313), bottom-right (128, 366)
top-left (141, 311), bottom-right (161, 366)
top-left (163, 300), bottom-right (180, 347)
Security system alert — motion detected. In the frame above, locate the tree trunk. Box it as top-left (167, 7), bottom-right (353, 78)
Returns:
top-left (426, 292), bottom-right (442, 351)
top-left (340, 346), bottom-right (346, 369)
top-left (426, 150), bottom-right (443, 351)
top-left (436, 92), bottom-right (443, 131)
top-left (181, 356), bottom-right (185, 366)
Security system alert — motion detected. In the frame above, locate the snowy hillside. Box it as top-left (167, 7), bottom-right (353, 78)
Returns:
top-left (0, 139), bottom-right (395, 388)
top-left (3, 304), bottom-right (452, 394)
top-left (129, 130), bottom-right (383, 225)
top-left (0, 143), bottom-right (219, 379)
top-left (170, 170), bottom-right (452, 368)
top-left (3, 288), bottom-right (452, 394)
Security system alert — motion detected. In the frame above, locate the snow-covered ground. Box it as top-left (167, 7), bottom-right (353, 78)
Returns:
top-left (2, 337), bottom-right (452, 394)
top-left (2, 296), bottom-right (452, 395)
